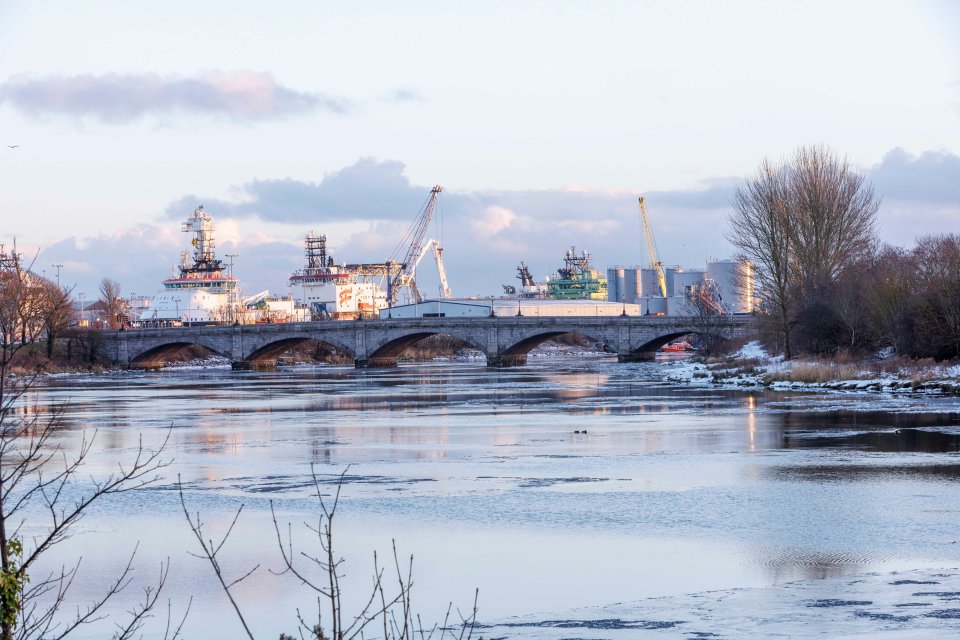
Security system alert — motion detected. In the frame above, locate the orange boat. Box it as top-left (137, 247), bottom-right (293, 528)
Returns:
top-left (661, 340), bottom-right (695, 353)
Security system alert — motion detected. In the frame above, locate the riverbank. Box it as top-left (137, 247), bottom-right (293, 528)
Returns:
top-left (665, 342), bottom-right (960, 395)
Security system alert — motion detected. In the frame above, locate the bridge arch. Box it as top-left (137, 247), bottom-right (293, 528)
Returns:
top-left (362, 330), bottom-right (488, 367)
top-left (624, 330), bottom-right (695, 361)
top-left (242, 336), bottom-right (356, 369)
top-left (130, 340), bottom-right (229, 369)
top-left (494, 328), bottom-right (611, 367)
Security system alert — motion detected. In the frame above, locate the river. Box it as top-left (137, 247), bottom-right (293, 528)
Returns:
top-left (18, 355), bottom-right (960, 638)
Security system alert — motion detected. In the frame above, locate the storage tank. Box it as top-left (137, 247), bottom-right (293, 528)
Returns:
top-left (667, 295), bottom-right (694, 316)
top-left (664, 266), bottom-right (683, 297)
top-left (623, 268), bottom-right (642, 303)
top-left (707, 260), bottom-right (755, 313)
top-left (645, 296), bottom-right (668, 315)
top-left (672, 270), bottom-right (706, 297)
top-left (640, 269), bottom-right (660, 296)
top-left (607, 267), bottom-right (626, 302)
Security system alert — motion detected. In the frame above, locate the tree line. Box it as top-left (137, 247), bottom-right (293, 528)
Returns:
top-left (728, 145), bottom-right (960, 361)
top-left (0, 245), bottom-right (128, 367)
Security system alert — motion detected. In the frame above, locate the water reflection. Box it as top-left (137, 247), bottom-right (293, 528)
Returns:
top-left (13, 358), bottom-right (960, 634)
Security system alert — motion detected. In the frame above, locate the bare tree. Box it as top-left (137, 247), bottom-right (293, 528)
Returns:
top-left (683, 284), bottom-right (733, 356)
top-left (728, 147), bottom-right (880, 358)
top-left (1, 251), bottom-right (183, 639)
top-left (788, 145), bottom-right (879, 298)
top-left (913, 234), bottom-right (960, 359)
top-left (728, 159), bottom-right (794, 358)
top-left (863, 245), bottom-right (916, 356)
top-left (35, 280), bottom-right (75, 360)
top-left (832, 253), bottom-right (873, 350)
top-left (98, 278), bottom-right (126, 330)
top-left (179, 467), bottom-right (479, 640)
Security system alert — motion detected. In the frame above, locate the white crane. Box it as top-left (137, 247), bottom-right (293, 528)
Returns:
top-left (410, 239), bottom-right (453, 300)
top-left (387, 185), bottom-right (445, 305)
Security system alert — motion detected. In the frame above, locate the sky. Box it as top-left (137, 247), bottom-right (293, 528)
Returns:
top-left (1, 0), bottom-right (959, 300)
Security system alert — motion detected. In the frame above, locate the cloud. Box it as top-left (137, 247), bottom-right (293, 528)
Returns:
top-left (382, 88), bottom-right (424, 103)
top-left (0, 72), bottom-right (348, 123)
top-left (869, 147), bottom-right (960, 204)
top-left (158, 157), bottom-right (743, 296)
top-left (471, 206), bottom-right (517, 236)
top-left (168, 157), bottom-right (423, 221)
top-left (41, 146), bottom-right (960, 302)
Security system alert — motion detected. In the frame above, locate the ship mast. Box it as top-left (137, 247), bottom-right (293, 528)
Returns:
top-left (304, 232), bottom-right (329, 271)
top-left (180, 205), bottom-right (223, 275)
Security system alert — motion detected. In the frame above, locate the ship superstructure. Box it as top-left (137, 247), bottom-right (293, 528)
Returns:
top-left (288, 232), bottom-right (390, 319)
top-left (545, 247), bottom-right (608, 300)
top-left (139, 206), bottom-right (240, 325)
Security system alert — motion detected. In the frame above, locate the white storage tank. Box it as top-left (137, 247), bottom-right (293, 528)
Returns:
top-left (625, 268), bottom-right (643, 302)
top-left (707, 259), bottom-right (755, 313)
top-left (672, 270), bottom-right (706, 297)
top-left (645, 296), bottom-right (668, 315)
top-left (664, 267), bottom-right (683, 297)
top-left (607, 267), bottom-right (627, 302)
top-left (640, 268), bottom-right (661, 296)
top-left (666, 295), bottom-right (694, 316)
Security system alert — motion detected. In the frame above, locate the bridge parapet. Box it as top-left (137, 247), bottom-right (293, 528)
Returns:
top-left (106, 315), bottom-right (757, 370)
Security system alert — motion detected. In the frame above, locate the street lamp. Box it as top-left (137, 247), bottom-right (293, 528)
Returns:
top-left (52, 264), bottom-right (63, 288)
top-left (78, 292), bottom-right (85, 326)
top-left (223, 253), bottom-right (238, 324)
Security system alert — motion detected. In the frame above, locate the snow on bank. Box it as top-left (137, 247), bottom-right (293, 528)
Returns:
top-left (663, 341), bottom-right (960, 395)
top-left (160, 355), bottom-right (231, 370)
top-left (485, 567), bottom-right (960, 639)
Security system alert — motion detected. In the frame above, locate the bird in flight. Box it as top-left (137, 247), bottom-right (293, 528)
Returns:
top-left (6, 145), bottom-right (18, 149)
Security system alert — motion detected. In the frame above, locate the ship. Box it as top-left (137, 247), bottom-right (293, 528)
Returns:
top-left (138, 206), bottom-right (241, 325)
top-left (501, 248), bottom-right (608, 300)
top-left (545, 247), bottom-right (608, 300)
top-left (288, 232), bottom-right (388, 319)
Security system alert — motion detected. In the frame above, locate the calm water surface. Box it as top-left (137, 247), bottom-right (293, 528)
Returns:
top-left (19, 356), bottom-right (960, 637)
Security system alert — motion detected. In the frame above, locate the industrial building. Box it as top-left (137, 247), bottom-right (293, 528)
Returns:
top-left (600, 197), bottom-right (757, 317)
top-left (379, 298), bottom-right (643, 319)
top-left (607, 259), bottom-right (754, 316)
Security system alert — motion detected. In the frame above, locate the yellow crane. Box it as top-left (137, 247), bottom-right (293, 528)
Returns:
top-left (639, 196), bottom-right (667, 297)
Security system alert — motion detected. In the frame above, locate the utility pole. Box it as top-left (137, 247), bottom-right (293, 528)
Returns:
top-left (51, 264), bottom-right (63, 288)
top-left (78, 292), bottom-right (85, 326)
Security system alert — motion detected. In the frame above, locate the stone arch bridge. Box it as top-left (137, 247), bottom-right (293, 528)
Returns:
top-left (105, 316), bottom-right (757, 370)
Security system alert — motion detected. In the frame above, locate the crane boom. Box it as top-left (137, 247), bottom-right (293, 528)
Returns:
top-left (639, 197), bottom-right (667, 297)
top-left (388, 185), bottom-right (443, 305)
top-left (432, 242), bottom-right (452, 300)
top-left (409, 239), bottom-right (453, 300)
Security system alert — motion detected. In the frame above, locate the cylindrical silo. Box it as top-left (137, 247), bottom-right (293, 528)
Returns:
top-left (673, 270), bottom-right (706, 296)
top-left (707, 259), bottom-right (755, 313)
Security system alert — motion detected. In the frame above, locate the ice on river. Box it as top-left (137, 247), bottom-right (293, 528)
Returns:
top-left (18, 358), bottom-right (960, 638)
top-left (486, 567), bottom-right (960, 639)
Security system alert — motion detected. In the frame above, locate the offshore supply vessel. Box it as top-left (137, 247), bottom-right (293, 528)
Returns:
top-left (545, 247), bottom-right (608, 300)
top-left (138, 206), bottom-right (240, 325)
top-left (502, 247), bottom-right (608, 300)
